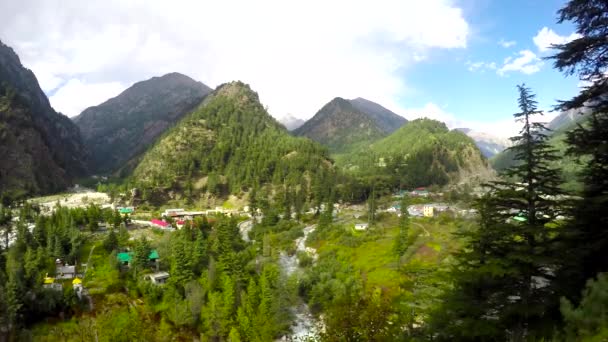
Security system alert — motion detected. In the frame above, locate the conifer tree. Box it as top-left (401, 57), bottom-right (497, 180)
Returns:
top-left (549, 0), bottom-right (608, 307)
top-left (431, 85), bottom-right (564, 341)
top-left (393, 196), bottom-right (410, 259)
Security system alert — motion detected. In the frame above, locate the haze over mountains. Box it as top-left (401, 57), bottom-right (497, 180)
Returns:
top-left (73, 73), bottom-right (211, 174)
top-left (0, 40), bottom-right (87, 196)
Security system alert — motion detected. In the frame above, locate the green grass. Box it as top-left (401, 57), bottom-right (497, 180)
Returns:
top-left (309, 213), bottom-right (473, 295)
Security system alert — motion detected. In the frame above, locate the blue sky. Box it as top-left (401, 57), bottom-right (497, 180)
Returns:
top-left (0, 0), bottom-right (582, 137)
top-left (400, 0), bottom-right (580, 133)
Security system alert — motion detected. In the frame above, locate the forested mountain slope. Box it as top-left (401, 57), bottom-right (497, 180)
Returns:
top-left (0, 40), bottom-right (87, 198)
top-left (74, 73), bottom-right (211, 174)
top-left (294, 97), bottom-right (406, 152)
top-left (132, 81), bottom-right (333, 203)
top-left (339, 118), bottom-right (492, 187)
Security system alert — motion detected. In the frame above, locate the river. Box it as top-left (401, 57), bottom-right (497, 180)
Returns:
top-left (239, 221), bottom-right (321, 340)
top-left (278, 225), bottom-right (320, 340)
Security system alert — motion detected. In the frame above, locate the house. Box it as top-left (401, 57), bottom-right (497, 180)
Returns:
top-left (162, 208), bottom-right (185, 218)
top-left (56, 265), bottom-right (76, 279)
top-left (151, 219), bottom-right (170, 229)
top-left (72, 277), bottom-right (84, 298)
top-left (354, 223), bottom-right (369, 231)
top-left (408, 205), bottom-right (425, 217)
top-left (411, 187), bottom-right (430, 197)
top-left (145, 271), bottom-right (170, 285)
top-left (117, 250), bottom-right (160, 266)
top-left (43, 276), bottom-right (63, 291)
top-left (423, 205), bottom-right (434, 217)
top-left (175, 220), bottom-right (189, 229)
top-left (386, 204), bottom-right (401, 213)
top-left (117, 252), bottom-right (132, 266)
top-left (118, 207), bottom-right (134, 215)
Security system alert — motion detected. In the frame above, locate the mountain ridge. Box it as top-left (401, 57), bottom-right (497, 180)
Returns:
top-left (0, 40), bottom-right (88, 197)
top-left (294, 97), bottom-right (406, 152)
top-left (131, 81), bottom-right (333, 205)
top-left (74, 72), bottom-right (211, 174)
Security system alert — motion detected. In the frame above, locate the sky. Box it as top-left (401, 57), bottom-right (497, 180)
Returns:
top-left (0, 0), bottom-right (581, 137)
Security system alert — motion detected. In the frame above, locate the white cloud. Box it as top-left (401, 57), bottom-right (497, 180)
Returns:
top-left (466, 61), bottom-right (497, 72)
top-left (533, 27), bottom-right (581, 52)
top-left (498, 39), bottom-right (516, 48)
top-left (49, 79), bottom-right (126, 116)
top-left (0, 0), bottom-right (470, 117)
top-left (497, 50), bottom-right (543, 76)
top-left (401, 102), bottom-right (558, 139)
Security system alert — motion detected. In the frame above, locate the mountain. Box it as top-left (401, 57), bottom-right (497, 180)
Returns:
top-left (294, 97), bottom-right (407, 153)
top-left (348, 97), bottom-right (406, 134)
top-left (73, 73), bottom-right (211, 174)
top-left (455, 128), bottom-right (511, 158)
top-left (0, 40), bottom-right (87, 197)
top-left (339, 118), bottom-right (493, 187)
top-left (279, 114), bottom-right (305, 131)
top-left (547, 107), bottom-right (590, 131)
top-left (131, 81), bottom-right (332, 204)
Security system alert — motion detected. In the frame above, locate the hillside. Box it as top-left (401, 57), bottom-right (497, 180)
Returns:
top-left (131, 81), bottom-right (333, 203)
top-left (294, 97), bottom-right (406, 152)
top-left (0, 40), bottom-right (87, 198)
top-left (74, 73), bottom-right (211, 174)
top-left (339, 118), bottom-right (492, 187)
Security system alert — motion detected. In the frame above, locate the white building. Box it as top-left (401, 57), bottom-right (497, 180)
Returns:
top-left (145, 271), bottom-right (170, 285)
top-left (354, 223), bottom-right (369, 231)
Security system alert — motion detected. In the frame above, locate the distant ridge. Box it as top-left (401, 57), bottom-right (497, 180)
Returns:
top-left (73, 72), bottom-right (211, 174)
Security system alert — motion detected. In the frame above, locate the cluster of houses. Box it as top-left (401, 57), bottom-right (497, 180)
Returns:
top-left (116, 249), bottom-right (170, 285)
top-left (386, 203), bottom-right (452, 217)
top-left (42, 259), bottom-right (84, 297)
top-left (394, 187), bottom-right (432, 198)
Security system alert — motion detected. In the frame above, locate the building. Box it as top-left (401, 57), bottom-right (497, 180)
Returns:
top-left (423, 205), bottom-right (434, 217)
top-left (56, 265), bottom-right (76, 279)
top-left (145, 271), bottom-right (170, 285)
top-left (386, 204), bottom-right (401, 213)
top-left (162, 208), bottom-right (185, 217)
top-left (150, 219), bottom-right (170, 229)
top-left (354, 223), bottom-right (369, 231)
top-left (43, 276), bottom-right (63, 291)
top-left (411, 187), bottom-right (430, 197)
top-left (117, 250), bottom-right (160, 266)
top-left (72, 277), bottom-right (84, 298)
top-left (408, 205), bottom-right (425, 217)
top-left (118, 207), bottom-right (134, 215)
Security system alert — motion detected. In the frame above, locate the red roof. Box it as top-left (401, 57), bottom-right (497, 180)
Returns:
top-left (151, 219), bottom-right (169, 227)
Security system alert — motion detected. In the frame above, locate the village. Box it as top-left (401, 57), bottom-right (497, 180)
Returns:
top-left (11, 184), bottom-right (484, 302)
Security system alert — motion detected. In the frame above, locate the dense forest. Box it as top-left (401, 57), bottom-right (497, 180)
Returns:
top-left (131, 81), bottom-right (335, 207)
top-left (336, 118), bottom-right (491, 190)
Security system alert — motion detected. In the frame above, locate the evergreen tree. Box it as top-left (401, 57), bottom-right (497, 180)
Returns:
top-left (132, 237), bottom-right (151, 277)
top-left (393, 196), bottom-right (410, 259)
top-left (549, 0), bottom-right (608, 308)
top-left (561, 273), bottom-right (608, 341)
top-left (103, 229), bottom-right (119, 252)
top-left (431, 85), bottom-right (564, 341)
top-left (0, 204), bottom-right (12, 249)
